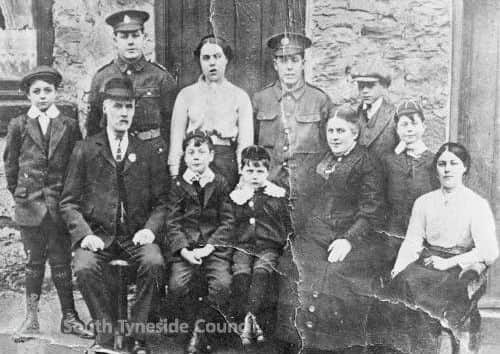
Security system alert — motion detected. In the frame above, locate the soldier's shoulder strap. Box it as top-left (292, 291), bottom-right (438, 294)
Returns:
top-left (148, 60), bottom-right (168, 72)
top-left (96, 60), bottom-right (114, 74)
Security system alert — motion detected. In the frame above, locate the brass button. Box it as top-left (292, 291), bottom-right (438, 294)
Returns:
top-left (126, 70), bottom-right (132, 75)
top-left (248, 201), bottom-right (254, 208)
top-left (308, 305), bottom-right (316, 313)
top-left (147, 91), bottom-right (152, 96)
top-left (283, 146), bottom-right (288, 152)
top-left (198, 297), bottom-right (203, 302)
top-left (283, 161), bottom-right (288, 167)
top-left (249, 218), bottom-right (255, 225)
top-left (312, 291), bottom-right (319, 298)
top-left (305, 321), bottom-right (313, 328)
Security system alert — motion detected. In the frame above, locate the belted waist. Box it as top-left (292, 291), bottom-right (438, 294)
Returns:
top-left (134, 128), bottom-right (161, 140)
top-left (423, 240), bottom-right (471, 257)
top-left (210, 134), bottom-right (234, 146)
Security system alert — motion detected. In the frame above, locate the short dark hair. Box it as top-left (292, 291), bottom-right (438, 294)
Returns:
top-left (241, 145), bottom-right (271, 170)
top-left (327, 105), bottom-right (361, 136)
top-left (434, 142), bottom-right (471, 174)
top-left (182, 129), bottom-right (214, 152)
top-left (194, 34), bottom-right (233, 63)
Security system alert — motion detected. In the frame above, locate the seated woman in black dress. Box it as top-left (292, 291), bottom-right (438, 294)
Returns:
top-left (275, 106), bottom-right (386, 354)
top-left (390, 142), bottom-right (498, 353)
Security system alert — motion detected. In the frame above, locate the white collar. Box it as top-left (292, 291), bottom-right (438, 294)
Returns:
top-left (364, 97), bottom-right (383, 119)
top-left (394, 140), bottom-right (428, 158)
top-left (183, 167), bottom-right (215, 188)
top-left (106, 127), bottom-right (129, 158)
top-left (230, 180), bottom-right (286, 205)
top-left (198, 75), bottom-right (229, 89)
top-left (27, 104), bottom-right (60, 119)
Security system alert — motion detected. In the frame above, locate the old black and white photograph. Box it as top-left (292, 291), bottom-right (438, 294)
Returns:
top-left (0, 0), bottom-right (499, 353)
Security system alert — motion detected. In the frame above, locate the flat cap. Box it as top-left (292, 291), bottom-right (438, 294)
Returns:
top-left (101, 76), bottom-right (135, 101)
top-left (105, 10), bottom-right (149, 32)
top-left (351, 60), bottom-right (392, 87)
top-left (267, 32), bottom-right (312, 56)
top-left (395, 99), bottom-right (424, 118)
top-left (21, 65), bottom-right (62, 92)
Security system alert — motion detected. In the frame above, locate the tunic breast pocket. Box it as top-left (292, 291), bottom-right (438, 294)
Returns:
top-left (255, 112), bottom-right (279, 148)
top-left (294, 113), bottom-right (322, 153)
top-left (135, 87), bottom-right (161, 125)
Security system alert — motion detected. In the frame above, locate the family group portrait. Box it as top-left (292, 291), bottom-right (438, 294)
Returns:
top-left (0, 0), bottom-right (498, 354)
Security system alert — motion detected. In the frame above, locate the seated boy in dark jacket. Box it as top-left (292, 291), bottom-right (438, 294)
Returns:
top-left (166, 130), bottom-right (235, 354)
top-left (229, 145), bottom-right (292, 346)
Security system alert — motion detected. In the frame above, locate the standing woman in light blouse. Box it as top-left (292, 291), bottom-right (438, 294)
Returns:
top-left (168, 35), bottom-right (253, 187)
top-left (391, 142), bottom-right (498, 351)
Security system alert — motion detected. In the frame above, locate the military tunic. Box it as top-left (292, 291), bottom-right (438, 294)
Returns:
top-left (252, 80), bottom-right (331, 231)
top-left (86, 55), bottom-right (177, 163)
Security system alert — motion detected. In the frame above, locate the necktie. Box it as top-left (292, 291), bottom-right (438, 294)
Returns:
top-left (38, 113), bottom-right (49, 135)
top-left (116, 137), bottom-right (123, 162)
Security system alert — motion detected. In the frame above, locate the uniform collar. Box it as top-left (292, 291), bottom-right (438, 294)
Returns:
top-left (27, 104), bottom-right (60, 119)
top-left (183, 167), bottom-right (215, 188)
top-left (274, 80), bottom-right (306, 101)
top-left (394, 140), bottom-right (428, 159)
top-left (116, 55), bottom-right (146, 73)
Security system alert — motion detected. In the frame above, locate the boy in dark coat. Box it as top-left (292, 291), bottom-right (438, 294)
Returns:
top-left (229, 145), bottom-right (291, 346)
top-left (166, 130), bottom-right (235, 354)
top-left (3, 66), bottom-right (93, 341)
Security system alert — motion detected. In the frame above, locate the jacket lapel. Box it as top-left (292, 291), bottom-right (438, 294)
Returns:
top-left (122, 135), bottom-right (136, 174)
top-left (363, 98), bottom-right (394, 147)
top-left (95, 131), bottom-right (116, 168)
top-left (203, 181), bottom-right (216, 207)
top-left (26, 118), bottom-right (45, 152)
top-left (180, 179), bottom-right (201, 203)
top-left (48, 116), bottom-right (66, 159)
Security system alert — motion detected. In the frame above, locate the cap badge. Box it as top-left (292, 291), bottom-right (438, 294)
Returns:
top-left (281, 37), bottom-right (290, 46)
top-left (123, 15), bottom-right (131, 23)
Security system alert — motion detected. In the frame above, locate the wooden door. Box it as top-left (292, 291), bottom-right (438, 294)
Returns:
top-left (450, 0), bottom-right (500, 307)
top-left (155, 0), bottom-right (305, 96)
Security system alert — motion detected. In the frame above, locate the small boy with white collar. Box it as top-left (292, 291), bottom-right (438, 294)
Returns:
top-left (229, 145), bottom-right (291, 346)
top-left (166, 129), bottom-right (235, 354)
top-left (3, 66), bottom-right (93, 341)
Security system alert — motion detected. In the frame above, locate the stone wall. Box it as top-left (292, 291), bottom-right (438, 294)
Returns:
top-left (309, 0), bottom-right (450, 151)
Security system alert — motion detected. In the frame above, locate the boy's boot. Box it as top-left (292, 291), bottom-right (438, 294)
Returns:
top-left (51, 265), bottom-right (94, 339)
top-left (240, 312), bottom-right (254, 346)
top-left (247, 270), bottom-right (270, 343)
top-left (14, 264), bottom-right (44, 342)
top-left (229, 273), bottom-right (251, 321)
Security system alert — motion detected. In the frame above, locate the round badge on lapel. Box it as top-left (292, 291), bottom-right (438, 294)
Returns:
top-left (128, 153), bottom-right (136, 162)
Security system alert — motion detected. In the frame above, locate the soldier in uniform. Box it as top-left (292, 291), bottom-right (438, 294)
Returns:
top-left (86, 9), bottom-right (177, 166)
top-left (252, 32), bottom-right (331, 231)
top-left (351, 61), bottom-right (398, 160)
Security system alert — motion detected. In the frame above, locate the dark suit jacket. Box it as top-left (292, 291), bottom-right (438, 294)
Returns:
top-left (358, 97), bottom-right (398, 160)
top-left (59, 131), bottom-right (168, 249)
top-left (166, 174), bottom-right (235, 261)
top-left (381, 150), bottom-right (439, 237)
top-left (3, 112), bottom-right (81, 226)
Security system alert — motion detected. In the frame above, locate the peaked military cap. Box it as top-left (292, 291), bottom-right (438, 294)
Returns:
top-left (351, 60), bottom-right (392, 87)
top-left (20, 65), bottom-right (62, 92)
top-left (101, 76), bottom-right (135, 100)
top-left (105, 10), bottom-right (149, 32)
top-left (267, 32), bottom-right (312, 56)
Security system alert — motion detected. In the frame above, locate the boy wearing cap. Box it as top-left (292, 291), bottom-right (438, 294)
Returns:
top-left (60, 76), bottom-right (167, 353)
top-left (3, 66), bottom-right (93, 341)
top-left (166, 130), bottom-right (234, 354)
top-left (252, 32), bottom-right (331, 231)
top-left (86, 9), bottom-right (176, 167)
top-left (351, 61), bottom-right (397, 160)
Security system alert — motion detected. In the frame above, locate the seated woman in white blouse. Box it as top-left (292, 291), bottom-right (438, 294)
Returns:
top-left (390, 142), bottom-right (498, 349)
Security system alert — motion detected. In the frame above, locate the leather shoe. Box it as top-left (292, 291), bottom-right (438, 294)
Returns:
top-left (61, 311), bottom-right (95, 339)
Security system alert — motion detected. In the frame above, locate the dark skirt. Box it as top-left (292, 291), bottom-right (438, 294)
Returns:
top-left (210, 145), bottom-right (238, 188)
top-left (275, 231), bottom-right (388, 351)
